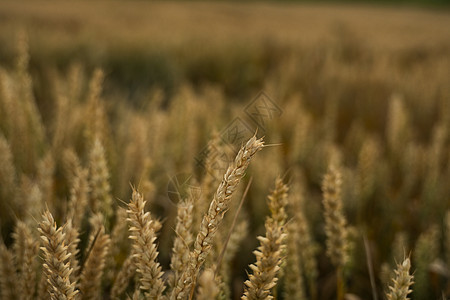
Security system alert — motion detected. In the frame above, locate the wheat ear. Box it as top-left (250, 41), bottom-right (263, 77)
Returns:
top-left (195, 132), bottom-right (221, 230)
top-left (413, 225), bottom-right (439, 300)
top-left (89, 138), bottom-right (113, 223)
top-left (67, 167), bottom-right (89, 230)
top-left (64, 219), bottom-right (81, 283)
top-left (322, 164), bottom-right (349, 300)
top-left (386, 257), bottom-right (414, 300)
top-left (291, 179), bottom-right (318, 298)
top-left (196, 269), bottom-right (220, 300)
top-left (0, 239), bottom-right (18, 299)
top-left (38, 210), bottom-right (78, 300)
top-left (241, 177), bottom-right (288, 300)
top-left (219, 218), bottom-right (249, 298)
top-left (322, 164), bottom-right (349, 268)
top-left (111, 209), bottom-right (162, 299)
top-left (111, 208), bottom-right (161, 299)
top-left (0, 134), bottom-right (16, 204)
top-left (79, 214), bottom-right (111, 300)
top-left (13, 220), bottom-right (39, 300)
top-left (169, 197), bottom-right (194, 291)
top-left (111, 254), bottom-right (135, 299)
top-left (127, 188), bottom-right (166, 299)
top-left (171, 135), bottom-right (264, 300)
top-left (284, 220), bottom-right (306, 300)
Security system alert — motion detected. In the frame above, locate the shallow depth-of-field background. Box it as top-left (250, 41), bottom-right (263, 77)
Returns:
top-left (0, 1), bottom-right (450, 299)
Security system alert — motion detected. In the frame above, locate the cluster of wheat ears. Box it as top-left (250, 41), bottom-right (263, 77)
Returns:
top-left (1, 34), bottom-right (450, 300)
top-left (0, 131), bottom-right (414, 300)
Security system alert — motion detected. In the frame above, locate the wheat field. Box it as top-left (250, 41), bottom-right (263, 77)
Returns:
top-left (0, 1), bottom-right (450, 300)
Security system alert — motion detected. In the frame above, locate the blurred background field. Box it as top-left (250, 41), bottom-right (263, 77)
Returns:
top-left (1, 1), bottom-right (450, 299)
top-left (1, 0), bottom-right (450, 103)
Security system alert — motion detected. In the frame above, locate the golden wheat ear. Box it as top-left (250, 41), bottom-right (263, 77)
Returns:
top-left (38, 210), bottom-right (78, 300)
top-left (79, 213), bottom-right (111, 300)
top-left (413, 225), bottom-right (439, 300)
top-left (89, 138), bottom-right (114, 224)
top-left (284, 220), bottom-right (306, 300)
top-left (322, 164), bottom-right (350, 268)
top-left (290, 178), bottom-right (318, 299)
top-left (168, 196), bottom-right (194, 292)
top-left (171, 135), bottom-right (264, 300)
top-left (111, 254), bottom-right (135, 299)
top-left (386, 257), bottom-right (414, 300)
top-left (241, 177), bottom-right (288, 300)
top-left (0, 238), bottom-right (18, 299)
top-left (127, 188), bottom-right (166, 299)
top-left (12, 220), bottom-right (39, 300)
top-left (322, 164), bottom-right (350, 300)
top-left (196, 268), bottom-right (220, 300)
top-left (67, 166), bottom-right (89, 230)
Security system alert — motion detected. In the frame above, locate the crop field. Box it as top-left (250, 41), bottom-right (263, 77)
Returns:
top-left (0, 1), bottom-right (450, 299)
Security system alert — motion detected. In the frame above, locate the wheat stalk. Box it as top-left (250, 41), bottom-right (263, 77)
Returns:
top-left (219, 218), bottom-right (249, 298)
